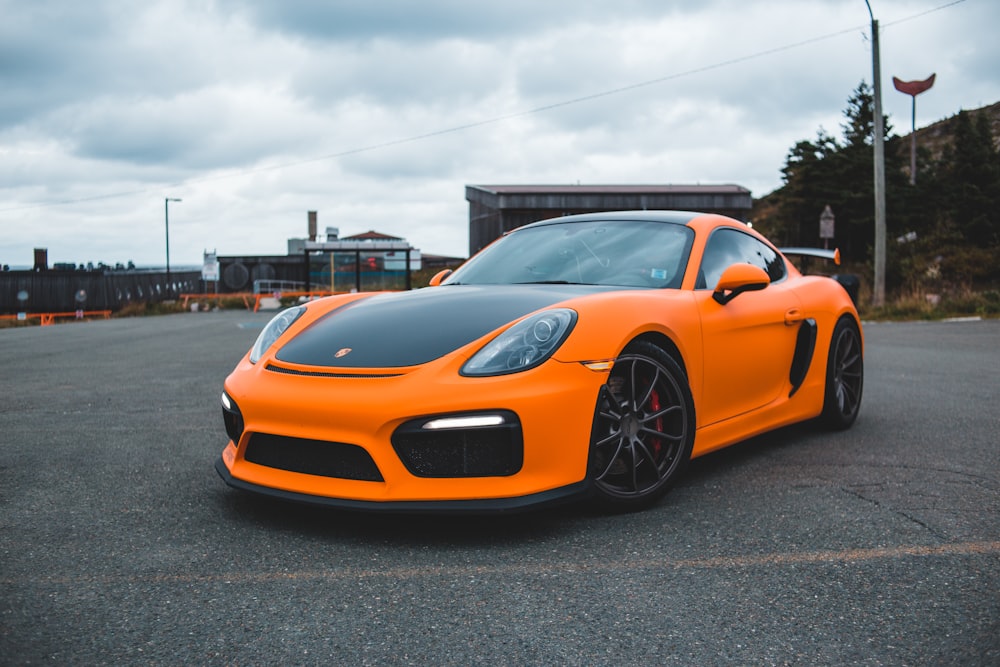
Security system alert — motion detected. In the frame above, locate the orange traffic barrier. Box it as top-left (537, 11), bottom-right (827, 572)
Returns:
top-left (0, 310), bottom-right (113, 326)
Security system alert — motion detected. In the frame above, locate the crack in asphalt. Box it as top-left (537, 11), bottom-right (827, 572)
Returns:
top-left (840, 485), bottom-right (950, 540)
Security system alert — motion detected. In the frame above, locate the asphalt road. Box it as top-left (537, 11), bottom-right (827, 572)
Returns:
top-left (1, 311), bottom-right (997, 666)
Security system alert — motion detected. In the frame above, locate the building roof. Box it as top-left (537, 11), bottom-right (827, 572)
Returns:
top-left (469, 184), bottom-right (750, 195)
top-left (341, 230), bottom-right (403, 241)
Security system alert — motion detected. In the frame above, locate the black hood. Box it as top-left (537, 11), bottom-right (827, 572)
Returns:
top-left (274, 284), bottom-right (610, 368)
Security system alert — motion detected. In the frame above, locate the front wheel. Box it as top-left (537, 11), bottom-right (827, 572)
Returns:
top-left (820, 317), bottom-right (864, 430)
top-left (589, 341), bottom-right (695, 510)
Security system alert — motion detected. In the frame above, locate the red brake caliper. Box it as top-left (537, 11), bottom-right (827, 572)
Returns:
top-left (650, 388), bottom-right (663, 458)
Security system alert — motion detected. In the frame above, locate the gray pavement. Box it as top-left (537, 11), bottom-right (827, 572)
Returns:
top-left (1, 311), bottom-right (998, 666)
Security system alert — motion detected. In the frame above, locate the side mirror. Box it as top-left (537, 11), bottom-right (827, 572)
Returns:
top-left (428, 269), bottom-right (453, 287)
top-left (712, 264), bottom-right (770, 305)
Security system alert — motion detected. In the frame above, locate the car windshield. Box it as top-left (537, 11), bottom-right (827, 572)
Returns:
top-left (445, 219), bottom-right (694, 289)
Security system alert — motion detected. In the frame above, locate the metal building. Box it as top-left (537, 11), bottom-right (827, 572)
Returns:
top-left (466, 184), bottom-right (752, 255)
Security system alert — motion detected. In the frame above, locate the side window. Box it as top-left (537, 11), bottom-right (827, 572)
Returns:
top-left (744, 234), bottom-right (786, 283)
top-left (698, 229), bottom-right (743, 290)
top-left (697, 229), bottom-right (786, 289)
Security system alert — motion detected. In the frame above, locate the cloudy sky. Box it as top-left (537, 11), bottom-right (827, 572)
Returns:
top-left (2, 0), bottom-right (997, 267)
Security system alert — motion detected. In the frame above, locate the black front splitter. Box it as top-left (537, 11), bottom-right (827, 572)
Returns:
top-left (215, 457), bottom-right (589, 515)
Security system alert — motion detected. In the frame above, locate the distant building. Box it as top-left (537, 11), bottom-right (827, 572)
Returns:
top-left (33, 248), bottom-right (48, 271)
top-left (466, 184), bottom-right (753, 255)
top-left (219, 217), bottom-right (428, 294)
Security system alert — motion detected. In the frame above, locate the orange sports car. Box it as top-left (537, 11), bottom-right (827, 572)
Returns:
top-left (216, 211), bottom-right (863, 512)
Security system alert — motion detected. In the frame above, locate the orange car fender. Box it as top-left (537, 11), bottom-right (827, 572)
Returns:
top-left (256, 291), bottom-right (378, 354)
top-left (552, 289), bottom-right (705, 395)
top-left (300, 290), bottom-right (376, 318)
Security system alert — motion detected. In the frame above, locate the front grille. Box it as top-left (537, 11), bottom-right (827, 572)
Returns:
top-left (391, 412), bottom-right (523, 478)
top-left (244, 433), bottom-right (383, 481)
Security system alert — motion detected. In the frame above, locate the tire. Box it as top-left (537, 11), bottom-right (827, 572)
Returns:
top-left (589, 340), bottom-right (695, 510)
top-left (820, 317), bottom-right (864, 430)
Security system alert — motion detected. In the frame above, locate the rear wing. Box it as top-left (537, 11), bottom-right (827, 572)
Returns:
top-left (781, 247), bottom-right (859, 305)
top-left (780, 247), bottom-right (841, 265)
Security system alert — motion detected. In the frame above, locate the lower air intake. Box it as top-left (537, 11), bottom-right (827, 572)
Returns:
top-left (391, 412), bottom-right (523, 478)
top-left (244, 433), bottom-right (383, 482)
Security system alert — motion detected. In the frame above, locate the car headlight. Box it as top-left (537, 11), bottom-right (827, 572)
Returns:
top-left (462, 309), bottom-right (576, 376)
top-left (249, 306), bottom-right (305, 364)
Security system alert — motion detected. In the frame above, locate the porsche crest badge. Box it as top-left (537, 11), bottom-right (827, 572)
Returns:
top-left (334, 348), bottom-right (352, 358)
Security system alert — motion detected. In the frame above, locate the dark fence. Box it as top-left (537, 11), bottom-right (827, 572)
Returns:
top-left (0, 270), bottom-right (201, 314)
top-left (217, 251), bottom-right (414, 294)
top-left (217, 256), bottom-right (302, 292)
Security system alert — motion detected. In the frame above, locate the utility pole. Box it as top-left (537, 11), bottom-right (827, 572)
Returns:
top-left (866, 0), bottom-right (886, 308)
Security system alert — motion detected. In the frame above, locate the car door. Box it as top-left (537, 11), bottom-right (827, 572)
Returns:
top-left (695, 228), bottom-right (802, 426)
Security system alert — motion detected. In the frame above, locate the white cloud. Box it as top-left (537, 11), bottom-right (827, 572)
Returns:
top-left (1, 0), bottom-right (997, 266)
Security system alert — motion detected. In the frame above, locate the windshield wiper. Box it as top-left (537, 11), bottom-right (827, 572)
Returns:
top-left (512, 280), bottom-right (592, 285)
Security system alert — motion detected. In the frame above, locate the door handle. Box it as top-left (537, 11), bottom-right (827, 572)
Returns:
top-left (785, 308), bottom-right (804, 326)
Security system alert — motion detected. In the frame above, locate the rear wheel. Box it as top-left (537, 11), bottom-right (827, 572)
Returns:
top-left (820, 317), bottom-right (864, 429)
top-left (589, 341), bottom-right (695, 510)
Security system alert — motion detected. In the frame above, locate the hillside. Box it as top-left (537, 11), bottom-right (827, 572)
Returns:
top-left (750, 96), bottom-right (1000, 309)
top-left (909, 100), bottom-right (1000, 161)
top-left (755, 100), bottom-right (1000, 205)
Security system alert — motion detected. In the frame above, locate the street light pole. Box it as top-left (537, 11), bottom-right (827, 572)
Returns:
top-left (866, 0), bottom-right (887, 308)
top-left (165, 197), bottom-right (182, 290)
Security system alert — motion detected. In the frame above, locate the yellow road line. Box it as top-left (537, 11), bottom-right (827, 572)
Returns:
top-left (5, 541), bottom-right (998, 587)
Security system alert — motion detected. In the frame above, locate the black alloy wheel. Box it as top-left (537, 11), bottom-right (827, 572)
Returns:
top-left (589, 341), bottom-right (695, 510)
top-left (821, 317), bottom-right (864, 430)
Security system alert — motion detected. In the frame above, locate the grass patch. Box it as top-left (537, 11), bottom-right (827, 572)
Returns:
top-left (114, 301), bottom-right (189, 317)
top-left (860, 288), bottom-right (1000, 320)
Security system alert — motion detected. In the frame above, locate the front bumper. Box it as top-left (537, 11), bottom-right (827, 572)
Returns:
top-left (217, 352), bottom-right (609, 509)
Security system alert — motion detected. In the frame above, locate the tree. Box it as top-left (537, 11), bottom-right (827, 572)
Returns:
top-left (940, 111), bottom-right (1000, 247)
top-left (766, 82), bottom-right (896, 259)
top-left (772, 131), bottom-right (840, 245)
top-left (757, 86), bottom-right (1000, 294)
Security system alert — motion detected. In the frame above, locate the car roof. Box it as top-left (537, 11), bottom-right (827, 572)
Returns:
top-left (518, 210), bottom-right (714, 230)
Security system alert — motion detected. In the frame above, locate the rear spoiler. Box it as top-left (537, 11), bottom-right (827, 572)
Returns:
top-left (780, 247), bottom-right (841, 266)
top-left (782, 247), bottom-right (859, 305)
